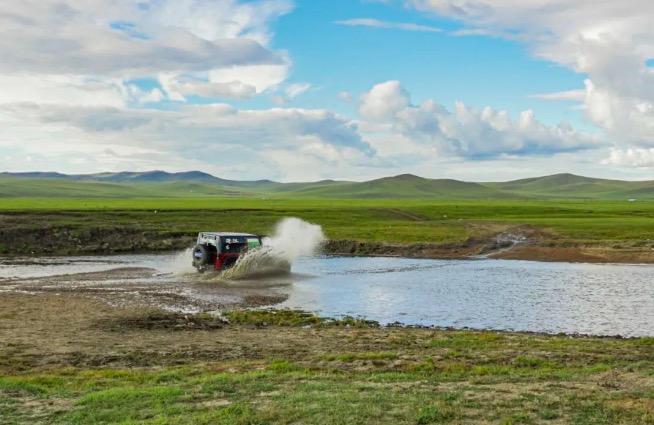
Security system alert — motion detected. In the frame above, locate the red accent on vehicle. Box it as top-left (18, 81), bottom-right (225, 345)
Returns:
top-left (215, 253), bottom-right (240, 270)
top-left (215, 254), bottom-right (224, 270)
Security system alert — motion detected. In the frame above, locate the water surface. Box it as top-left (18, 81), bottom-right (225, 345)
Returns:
top-left (1, 254), bottom-right (653, 337)
top-left (280, 256), bottom-right (654, 337)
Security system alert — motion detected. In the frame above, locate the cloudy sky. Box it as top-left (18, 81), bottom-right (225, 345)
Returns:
top-left (1, 0), bottom-right (653, 182)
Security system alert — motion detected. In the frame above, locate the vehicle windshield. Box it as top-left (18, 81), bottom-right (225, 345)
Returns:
top-left (221, 236), bottom-right (260, 253)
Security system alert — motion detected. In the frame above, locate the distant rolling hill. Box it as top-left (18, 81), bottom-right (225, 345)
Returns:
top-left (0, 176), bottom-right (149, 198)
top-left (1, 171), bottom-right (654, 200)
top-left (292, 174), bottom-right (509, 199)
top-left (485, 173), bottom-right (654, 200)
top-left (1, 170), bottom-right (222, 183)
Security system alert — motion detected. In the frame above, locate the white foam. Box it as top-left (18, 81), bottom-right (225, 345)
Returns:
top-left (223, 217), bottom-right (326, 280)
top-left (169, 248), bottom-right (197, 276)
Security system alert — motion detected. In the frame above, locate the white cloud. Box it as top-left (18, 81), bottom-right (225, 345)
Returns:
top-left (0, 102), bottom-right (377, 180)
top-left (359, 81), bottom-right (412, 121)
top-left (406, 0), bottom-right (654, 147)
top-left (338, 92), bottom-right (353, 102)
top-left (335, 18), bottom-right (442, 33)
top-left (530, 89), bottom-right (586, 102)
top-left (148, 0), bottom-right (294, 46)
top-left (359, 80), bottom-right (602, 158)
top-left (0, 0), bottom-right (294, 109)
top-left (603, 148), bottom-right (654, 168)
top-left (286, 83), bottom-right (312, 99)
top-left (270, 83), bottom-right (312, 106)
top-left (167, 77), bottom-right (257, 99)
top-left (0, 0), bottom-right (640, 181)
top-left (0, 0), bottom-right (292, 76)
top-left (208, 62), bottom-right (291, 95)
top-left (0, 74), bottom-right (127, 107)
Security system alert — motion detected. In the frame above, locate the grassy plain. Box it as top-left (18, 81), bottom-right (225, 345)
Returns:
top-left (1, 298), bottom-right (654, 425)
top-left (2, 198), bottom-right (654, 245)
top-left (3, 198), bottom-right (654, 423)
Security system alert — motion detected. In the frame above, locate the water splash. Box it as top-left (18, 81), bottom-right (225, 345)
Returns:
top-left (222, 218), bottom-right (326, 280)
top-left (168, 248), bottom-right (197, 276)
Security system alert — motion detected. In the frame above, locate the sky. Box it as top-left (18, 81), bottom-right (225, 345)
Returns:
top-left (0, 0), bottom-right (653, 182)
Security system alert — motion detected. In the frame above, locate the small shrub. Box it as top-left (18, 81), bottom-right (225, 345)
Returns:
top-left (539, 409), bottom-right (559, 420)
top-left (514, 356), bottom-right (550, 368)
top-left (416, 405), bottom-right (456, 424)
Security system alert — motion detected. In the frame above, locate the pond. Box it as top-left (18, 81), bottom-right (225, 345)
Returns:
top-left (282, 256), bottom-right (654, 337)
top-left (1, 254), bottom-right (652, 337)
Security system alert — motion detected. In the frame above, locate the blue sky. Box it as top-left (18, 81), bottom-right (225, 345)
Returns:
top-left (274, 1), bottom-right (586, 126)
top-left (0, 0), bottom-right (652, 181)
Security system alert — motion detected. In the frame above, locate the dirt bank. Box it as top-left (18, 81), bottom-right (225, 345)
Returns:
top-left (325, 237), bottom-right (654, 264)
top-left (2, 220), bottom-right (654, 263)
top-left (1, 292), bottom-right (651, 372)
top-left (0, 293), bottom-right (317, 370)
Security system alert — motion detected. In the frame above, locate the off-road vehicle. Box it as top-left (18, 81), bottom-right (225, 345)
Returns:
top-left (192, 232), bottom-right (263, 273)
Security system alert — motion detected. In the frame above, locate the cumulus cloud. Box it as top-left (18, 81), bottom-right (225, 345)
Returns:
top-left (359, 80), bottom-right (602, 158)
top-left (405, 0), bottom-right (654, 147)
top-left (0, 0), bottom-right (294, 108)
top-left (0, 0), bottom-right (630, 180)
top-left (0, 102), bottom-right (377, 180)
top-left (335, 18), bottom-right (442, 33)
top-left (0, 0), bottom-right (389, 181)
top-left (359, 81), bottom-right (412, 121)
top-left (0, 0), bottom-right (291, 76)
top-left (603, 148), bottom-right (654, 168)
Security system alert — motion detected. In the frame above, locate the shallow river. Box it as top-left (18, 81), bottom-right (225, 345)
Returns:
top-left (1, 254), bottom-right (653, 337)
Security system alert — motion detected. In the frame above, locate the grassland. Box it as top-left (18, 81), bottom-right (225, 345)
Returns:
top-left (2, 198), bottom-right (654, 244)
top-left (1, 295), bottom-right (653, 425)
top-left (3, 191), bottom-right (654, 422)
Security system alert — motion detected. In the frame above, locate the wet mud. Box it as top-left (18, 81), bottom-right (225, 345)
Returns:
top-left (0, 263), bottom-right (291, 314)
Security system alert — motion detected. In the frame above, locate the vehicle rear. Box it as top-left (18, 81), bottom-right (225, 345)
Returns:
top-left (192, 232), bottom-right (262, 272)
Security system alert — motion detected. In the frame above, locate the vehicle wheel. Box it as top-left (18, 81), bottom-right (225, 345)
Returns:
top-left (192, 244), bottom-right (210, 268)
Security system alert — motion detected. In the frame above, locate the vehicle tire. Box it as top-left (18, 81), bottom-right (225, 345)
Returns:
top-left (192, 244), bottom-right (211, 267)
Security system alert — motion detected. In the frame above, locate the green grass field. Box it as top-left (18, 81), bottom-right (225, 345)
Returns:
top-left (2, 309), bottom-right (654, 425)
top-left (2, 198), bottom-right (654, 245)
top-left (3, 196), bottom-right (654, 423)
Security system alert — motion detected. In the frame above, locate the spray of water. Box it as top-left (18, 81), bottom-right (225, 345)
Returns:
top-left (222, 217), bottom-right (326, 280)
top-left (168, 248), bottom-right (197, 276)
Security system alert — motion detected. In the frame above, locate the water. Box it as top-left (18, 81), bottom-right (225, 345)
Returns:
top-left (282, 257), bottom-right (654, 337)
top-left (1, 254), bottom-right (653, 337)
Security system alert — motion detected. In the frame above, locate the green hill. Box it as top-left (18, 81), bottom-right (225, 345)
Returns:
top-left (484, 173), bottom-right (654, 200)
top-left (291, 174), bottom-right (509, 199)
top-left (0, 177), bottom-right (148, 198)
top-left (2, 171), bottom-right (654, 200)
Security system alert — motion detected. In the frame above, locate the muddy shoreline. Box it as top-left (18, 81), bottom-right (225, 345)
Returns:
top-left (1, 292), bottom-right (651, 373)
top-left (3, 295), bottom-right (654, 424)
top-left (3, 226), bottom-right (654, 264)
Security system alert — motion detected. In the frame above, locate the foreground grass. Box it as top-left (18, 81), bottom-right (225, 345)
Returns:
top-left (2, 309), bottom-right (654, 425)
top-left (2, 198), bottom-right (654, 245)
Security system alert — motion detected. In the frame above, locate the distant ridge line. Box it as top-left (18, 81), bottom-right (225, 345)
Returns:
top-left (1, 171), bottom-right (653, 200)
